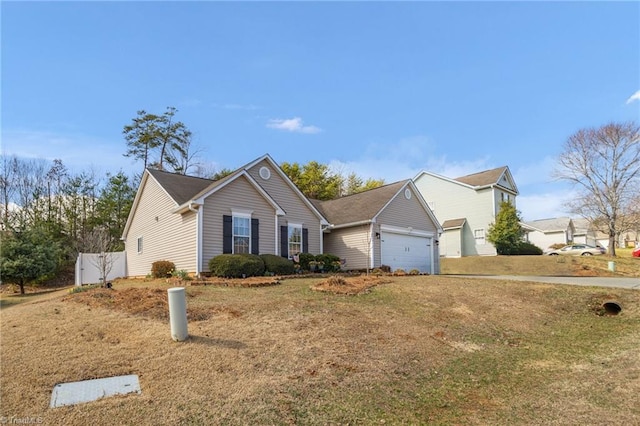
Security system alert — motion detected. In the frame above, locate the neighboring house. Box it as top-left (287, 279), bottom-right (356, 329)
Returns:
top-left (521, 217), bottom-right (575, 250)
top-left (413, 166), bottom-right (519, 257)
top-left (594, 228), bottom-right (639, 249)
top-left (122, 154), bottom-right (328, 277)
top-left (313, 180), bottom-right (443, 274)
top-left (572, 218), bottom-right (598, 247)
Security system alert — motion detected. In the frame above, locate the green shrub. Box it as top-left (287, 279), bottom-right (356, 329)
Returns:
top-left (315, 253), bottom-right (341, 272)
top-left (297, 253), bottom-right (316, 271)
top-left (408, 269), bottom-right (420, 275)
top-left (151, 260), bottom-right (176, 278)
top-left (170, 269), bottom-right (192, 280)
top-left (69, 284), bottom-right (101, 294)
top-left (512, 242), bottom-right (543, 255)
top-left (208, 254), bottom-right (265, 278)
top-left (260, 254), bottom-right (295, 275)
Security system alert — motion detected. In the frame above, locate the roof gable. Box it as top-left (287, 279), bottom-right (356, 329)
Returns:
top-left (146, 168), bottom-right (214, 206)
top-left (188, 171), bottom-right (285, 215)
top-left (243, 154), bottom-right (329, 224)
top-left (414, 166), bottom-right (519, 195)
top-left (314, 180), bottom-right (442, 232)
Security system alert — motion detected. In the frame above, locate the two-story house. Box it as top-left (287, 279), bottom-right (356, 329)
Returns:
top-left (413, 166), bottom-right (519, 257)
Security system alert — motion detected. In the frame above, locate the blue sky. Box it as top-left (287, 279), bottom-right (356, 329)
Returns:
top-left (2, 1), bottom-right (639, 221)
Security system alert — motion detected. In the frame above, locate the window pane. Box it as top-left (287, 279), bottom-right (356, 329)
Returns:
top-left (288, 225), bottom-right (302, 256)
top-left (234, 236), bottom-right (250, 254)
top-left (233, 216), bottom-right (251, 254)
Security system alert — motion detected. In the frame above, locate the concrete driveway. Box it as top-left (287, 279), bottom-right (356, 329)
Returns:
top-left (447, 275), bottom-right (640, 290)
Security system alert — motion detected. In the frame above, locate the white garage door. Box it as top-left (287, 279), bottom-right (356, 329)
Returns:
top-left (380, 232), bottom-right (432, 273)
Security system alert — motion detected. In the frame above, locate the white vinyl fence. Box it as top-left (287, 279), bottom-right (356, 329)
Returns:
top-left (75, 252), bottom-right (126, 286)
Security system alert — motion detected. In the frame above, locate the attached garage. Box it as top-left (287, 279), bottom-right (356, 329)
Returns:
top-left (380, 229), bottom-right (434, 274)
top-left (314, 180), bottom-right (443, 275)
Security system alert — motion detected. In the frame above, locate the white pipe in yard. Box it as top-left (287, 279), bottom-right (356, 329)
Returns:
top-left (167, 287), bottom-right (188, 341)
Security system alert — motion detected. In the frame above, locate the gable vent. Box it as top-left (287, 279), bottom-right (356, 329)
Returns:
top-left (259, 166), bottom-right (271, 180)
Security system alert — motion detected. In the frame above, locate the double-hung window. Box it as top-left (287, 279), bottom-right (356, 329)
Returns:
top-left (288, 224), bottom-right (302, 257)
top-left (233, 215), bottom-right (251, 254)
top-left (474, 228), bottom-right (486, 245)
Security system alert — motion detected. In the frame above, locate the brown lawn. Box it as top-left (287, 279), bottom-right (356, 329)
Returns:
top-left (1, 273), bottom-right (639, 425)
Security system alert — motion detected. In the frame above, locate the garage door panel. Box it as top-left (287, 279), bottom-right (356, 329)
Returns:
top-left (381, 232), bottom-right (432, 273)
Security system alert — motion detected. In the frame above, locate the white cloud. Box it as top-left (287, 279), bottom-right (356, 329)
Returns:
top-left (626, 90), bottom-right (640, 104)
top-left (266, 117), bottom-right (321, 134)
top-left (517, 190), bottom-right (574, 222)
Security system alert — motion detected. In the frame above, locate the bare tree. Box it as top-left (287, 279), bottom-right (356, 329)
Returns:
top-left (82, 227), bottom-right (117, 286)
top-left (554, 121), bottom-right (640, 256)
top-left (0, 155), bottom-right (18, 229)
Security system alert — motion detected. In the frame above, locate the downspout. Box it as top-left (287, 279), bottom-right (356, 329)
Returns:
top-left (369, 222), bottom-right (375, 270)
top-left (188, 202), bottom-right (201, 277)
top-left (275, 215), bottom-right (279, 255)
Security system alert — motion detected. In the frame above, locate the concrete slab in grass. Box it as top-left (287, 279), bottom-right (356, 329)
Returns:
top-left (50, 375), bottom-right (141, 408)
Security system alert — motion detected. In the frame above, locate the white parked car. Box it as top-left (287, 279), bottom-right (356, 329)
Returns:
top-left (544, 244), bottom-right (605, 256)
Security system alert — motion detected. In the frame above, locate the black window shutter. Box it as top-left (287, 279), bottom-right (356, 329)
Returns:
top-left (280, 226), bottom-right (288, 258)
top-left (223, 215), bottom-right (232, 254)
top-left (251, 218), bottom-right (259, 255)
top-left (302, 228), bottom-right (309, 253)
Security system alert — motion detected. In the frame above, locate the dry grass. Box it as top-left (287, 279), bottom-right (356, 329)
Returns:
top-left (1, 275), bottom-right (639, 425)
top-left (442, 253), bottom-right (639, 277)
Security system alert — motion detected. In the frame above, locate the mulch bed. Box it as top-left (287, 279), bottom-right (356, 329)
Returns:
top-left (310, 275), bottom-right (390, 295)
top-left (63, 287), bottom-right (241, 321)
top-left (186, 276), bottom-right (281, 287)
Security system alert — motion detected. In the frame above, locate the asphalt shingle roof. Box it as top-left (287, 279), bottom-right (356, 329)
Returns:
top-left (312, 181), bottom-right (409, 226)
top-left (442, 218), bottom-right (466, 229)
top-left (147, 168), bottom-right (215, 206)
top-left (522, 217), bottom-right (572, 233)
top-left (454, 166), bottom-right (507, 187)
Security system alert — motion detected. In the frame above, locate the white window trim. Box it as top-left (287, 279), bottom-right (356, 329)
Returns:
top-left (231, 209), bottom-right (253, 218)
top-left (474, 228), bottom-right (486, 244)
top-left (137, 236), bottom-right (143, 254)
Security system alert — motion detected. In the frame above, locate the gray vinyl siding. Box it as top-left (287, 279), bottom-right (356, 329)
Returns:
top-left (125, 175), bottom-right (197, 277)
top-left (247, 160), bottom-right (322, 254)
top-left (376, 187), bottom-right (438, 233)
top-left (201, 175), bottom-right (277, 270)
top-left (323, 226), bottom-right (371, 270)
